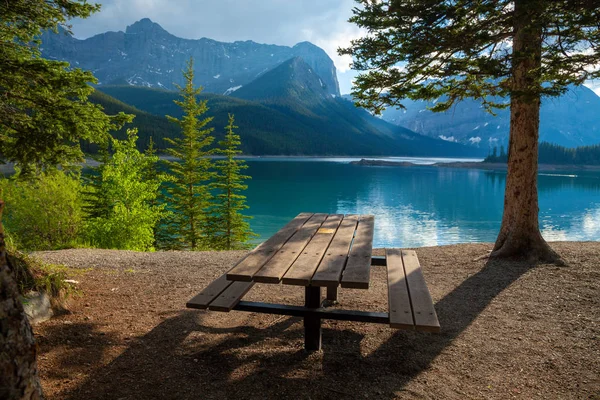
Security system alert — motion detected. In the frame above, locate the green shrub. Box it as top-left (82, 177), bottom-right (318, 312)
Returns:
top-left (83, 129), bottom-right (166, 250)
top-left (0, 170), bottom-right (84, 250)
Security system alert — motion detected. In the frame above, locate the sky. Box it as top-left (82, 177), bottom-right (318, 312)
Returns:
top-left (69, 0), bottom-right (363, 94)
top-left (69, 0), bottom-right (600, 96)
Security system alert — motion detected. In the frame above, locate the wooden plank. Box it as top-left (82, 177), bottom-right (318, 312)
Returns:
top-left (310, 215), bottom-right (359, 286)
top-left (282, 214), bottom-right (344, 286)
top-left (186, 274), bottom-right (233, 310)
top-left (253, 213), bottom-right (329, 283)
top-left (341, 215), bottom-right (374, 289)
top-left (402, 250), bottom-right (440, 332)
top-left (208, 281), bottom-right (255, 312)
top-left (385, 249), bottom-right (415, 329)
top-left (227, 212), bottom-right (313, 281)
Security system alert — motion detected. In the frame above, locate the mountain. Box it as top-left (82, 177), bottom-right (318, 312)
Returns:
top-left (40, 18), bottom-right (340, 96)
top-left (94, 58), bottom-right (482, 157)
top-left (231, 57), bottom-right (481, 157)
top-left (380, 85), bottom-right (600, 148)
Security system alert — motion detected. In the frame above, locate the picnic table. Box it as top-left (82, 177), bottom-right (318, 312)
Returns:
top-left (186, 213), bottom-right (439, 351)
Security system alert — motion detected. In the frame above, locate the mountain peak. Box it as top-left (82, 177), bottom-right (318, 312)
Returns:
top-left (125, 18), bottom-right (167, 35)
top-left (40, 21), bottom-right (340, 96)
top-left (293, 41), bottom-right (318, 49)
top-left (232, 56), bottom-right (331, 103)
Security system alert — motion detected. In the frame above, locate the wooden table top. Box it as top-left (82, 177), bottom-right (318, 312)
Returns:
top-left (226, 213), bottom-right (374, 289)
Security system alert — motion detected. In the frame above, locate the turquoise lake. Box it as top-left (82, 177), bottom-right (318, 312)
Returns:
top-left (242, 157), bottom-right (600, 248)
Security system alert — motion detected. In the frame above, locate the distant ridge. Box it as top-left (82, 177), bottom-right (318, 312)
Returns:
top-left (380, 84), bottom-right (600, 148)
top-left (92, 58), bottom-right (483, 157)
top-left (40, 18), bottom-right (340, 96)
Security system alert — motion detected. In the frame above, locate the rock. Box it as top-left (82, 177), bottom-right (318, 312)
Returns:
top-left (40, 19), bottom-right (340, 97)
top-left (20, 291), bottom-right (54, 325)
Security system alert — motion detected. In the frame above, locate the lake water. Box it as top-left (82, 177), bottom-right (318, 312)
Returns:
top-left (243, 157), bottom-right (600, 248)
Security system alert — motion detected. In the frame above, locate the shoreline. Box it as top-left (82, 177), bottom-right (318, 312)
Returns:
top-left (350, 158), bottom-right (600, 172)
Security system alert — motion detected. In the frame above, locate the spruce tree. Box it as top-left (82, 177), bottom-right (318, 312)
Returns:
top-left (206, 114), bottom-right (256, 250)
top-left (163, 58), bottom-right (214, 250)
top-left (341, 0), bottom-right (600, 261)
top-left (0, 0), bottom-right (128, 395)
top-left (142, 137), bottom-right (169, 248)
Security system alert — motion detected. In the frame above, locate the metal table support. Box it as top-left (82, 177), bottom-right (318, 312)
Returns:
top-left (232, 256), bottom-right (390, 351)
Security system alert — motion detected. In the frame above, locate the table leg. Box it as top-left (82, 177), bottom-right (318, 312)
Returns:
top-left (326, 286), bottom-right (338, 302)
top-left (304, 286), bottom-right (321, 351)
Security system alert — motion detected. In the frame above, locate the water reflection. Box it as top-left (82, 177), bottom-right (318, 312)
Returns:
top-left (245, 161), bottom-right (600, 247)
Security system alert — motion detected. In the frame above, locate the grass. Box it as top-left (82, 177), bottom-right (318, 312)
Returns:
top-left (8, 238), bottom-right (80, 301)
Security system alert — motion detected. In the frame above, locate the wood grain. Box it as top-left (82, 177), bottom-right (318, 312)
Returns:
top-left (253, 213), bottom-right (328, 283)
top-left (227, 213), bottom-right (313, 281)
top-left (207, 281), bottom-right (255, 312)
top-left (341, 215), bottom-right (374, 289)
top-left (186, 274), bottom-right (233, 309)
top-left (282, 214), bottom-right (344, 286)
top-left (385, 249), bottom-right (415, 329)
top-left (402, 250), bottom-right (440, 332)
top-left (310, 215), bottom-right (359, 286)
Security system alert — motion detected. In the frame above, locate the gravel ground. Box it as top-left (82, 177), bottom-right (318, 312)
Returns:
top-left (33, 242), bottom-right (600, 399)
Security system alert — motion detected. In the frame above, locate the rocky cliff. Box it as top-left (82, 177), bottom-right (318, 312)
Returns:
top-left (40, 18), bottom-right (340, 97)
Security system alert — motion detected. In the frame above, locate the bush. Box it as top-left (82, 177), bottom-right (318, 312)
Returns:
top-left (83, 129), bottom-right (166, 250)
top-left (0, 170), bottom-right (84, 250)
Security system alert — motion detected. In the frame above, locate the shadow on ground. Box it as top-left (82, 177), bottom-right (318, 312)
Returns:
top-left (53, 258), bottom-right (533, 399)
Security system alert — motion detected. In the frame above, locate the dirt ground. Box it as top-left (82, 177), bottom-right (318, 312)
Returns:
top-left (33, 242), bottom-right (599, 399)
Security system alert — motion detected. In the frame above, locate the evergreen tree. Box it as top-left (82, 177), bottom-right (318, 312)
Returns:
top-left (84, 129), bottom-right (165, 251)
top-left (0, 0), bottom-right (126, 396)
top-left (0, 1), bottom-right (130, 176)
top-left (341, 0), bottom-right (600, 261)
top-left (82, 141), bottom-right (112, 220)
top-left (163, 58), bottom-right (214, 250)
top-left (142, 137), bottom-right (170, 248)
top-left (206, 115), bottom-right (256, 250)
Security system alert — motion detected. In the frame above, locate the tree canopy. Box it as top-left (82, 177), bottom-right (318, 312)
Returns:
top-left (0, 0), bottom-right (129, 175)
top-left (342, 0), bottom-right (600, 261)
top-left (162, 58), bottom-right (215, 250)
top-left (341, 0), bottom-right (600, 114)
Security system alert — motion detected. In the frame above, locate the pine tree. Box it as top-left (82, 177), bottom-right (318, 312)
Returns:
top-left (163, 58), bottom-right (214, 250)
top-left (82, 141), bottom-right (112, 220)
top-left (206, 114), bottom-right (256, 250)
top-left (0, 0), bottom-right (127, 396)
top-left (341, 0), bottom-right (600, 261)
top-left (142, 137), bottom-right (170, 248)
top-left (0, 1), bottom-right (130, 176)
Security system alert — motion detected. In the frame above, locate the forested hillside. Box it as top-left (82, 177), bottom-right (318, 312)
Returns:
top-left (484, 142), bottom-right (600, 165)
top-left (96, 82), bottom-right (484, 157)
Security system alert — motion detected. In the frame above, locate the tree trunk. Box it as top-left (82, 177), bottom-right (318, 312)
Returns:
top-left (0, 201), bottom-right (45, 399)
top-left (491, 0), bottom-right (559, 262)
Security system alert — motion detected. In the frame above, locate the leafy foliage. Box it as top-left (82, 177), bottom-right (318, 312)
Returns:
top-left (205, 115), bottom-right (256, 250)
top-left (0, 170), bottom-right (84, 250)
top-left (162, 59), bottom-right (215, 249)
top-left (84, 129), bottom-right (165, 251)
top-left (341, 0), bottom-right (600, 113)
top-left (0, 0), bottom-right (131, 175)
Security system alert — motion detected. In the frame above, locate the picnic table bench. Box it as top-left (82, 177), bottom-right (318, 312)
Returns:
top-left (186, 213), bottom-right (440, 351)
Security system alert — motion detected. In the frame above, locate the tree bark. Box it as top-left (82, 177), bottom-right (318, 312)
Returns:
top-left (0, 201), bottom-right (45, 399)
top-left (491, 0), bottom-right (559, 262)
